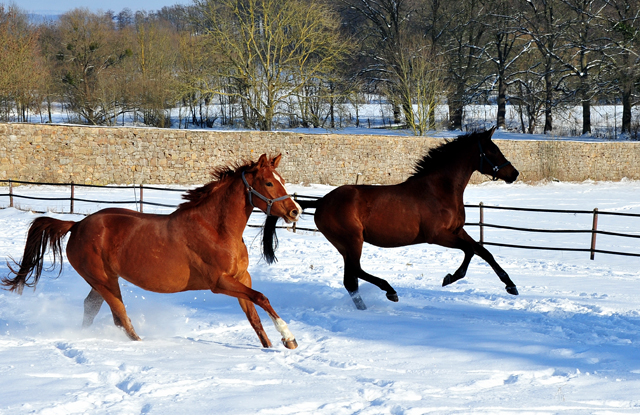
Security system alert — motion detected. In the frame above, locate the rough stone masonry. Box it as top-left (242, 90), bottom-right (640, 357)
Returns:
top-left (1, 123), bottom-right (639, 186)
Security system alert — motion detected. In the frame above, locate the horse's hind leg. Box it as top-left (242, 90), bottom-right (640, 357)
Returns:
top-left (342, 257), bottom-right (367, 310)
top-left (82, 288), bottom-right (104, 328)
top-left (340, 242), bottom-right (398, 310)
top-left (346, 258), bottom-right (399, 305)
top-left (85, 280), bottom-right (141, 341)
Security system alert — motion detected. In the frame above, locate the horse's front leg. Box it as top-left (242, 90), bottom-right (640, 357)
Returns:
top-left (439, 233), bottom-right (475, 287)
top-left (460, 230), bottom-right (518, 295)
top-left (212, 272), bottom-right (297, 349)
top-left (234, 271), bottom-right (272, 348)
top-left (238, 298), bottom-right (272, 348)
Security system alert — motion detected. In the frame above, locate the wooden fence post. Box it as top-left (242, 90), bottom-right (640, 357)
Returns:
top-left (70, 182), bottom-right (75, 214)
top-left (479, 202), bottom-right (484, 246)
top-left (9, 179), bottom-right (13, 208)
top-left (590, 208), bottom-right (598, 260)
top-left (292, 193), bottom-right (297, 233)
top-left (139, 184), bottom-right (144, 213)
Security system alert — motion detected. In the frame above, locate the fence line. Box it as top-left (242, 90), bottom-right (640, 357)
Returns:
top-left (1, 179), bottom-right (639, 260)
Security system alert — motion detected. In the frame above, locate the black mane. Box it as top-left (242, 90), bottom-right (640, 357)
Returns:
top-left (178, 159), bottom-right (255, 210)
top-left (411, 130), bottom-right (485, 178)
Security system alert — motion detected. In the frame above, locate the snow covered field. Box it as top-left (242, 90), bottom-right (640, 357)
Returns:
top-left (1, 181), bottom-right (640, 414)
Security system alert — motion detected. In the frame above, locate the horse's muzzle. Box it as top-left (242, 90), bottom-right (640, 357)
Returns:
top-left (505, 169), bottom-right (520, 184)
top-left (282, 204), bottom-right (301, 223)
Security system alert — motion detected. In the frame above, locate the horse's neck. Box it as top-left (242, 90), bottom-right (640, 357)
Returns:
top-left (181, 177), bottom-right (252, 233)
top-left (417, 149), bottom-right (477, 196)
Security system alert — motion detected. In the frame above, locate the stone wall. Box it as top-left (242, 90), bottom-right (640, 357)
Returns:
top-left (1, 123), bottom-right (639, 186)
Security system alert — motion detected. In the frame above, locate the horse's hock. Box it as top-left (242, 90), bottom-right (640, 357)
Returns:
top-left (1, 123), bottom-right (639, 185)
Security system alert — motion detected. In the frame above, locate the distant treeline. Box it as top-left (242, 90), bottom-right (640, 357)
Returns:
top-left (1, 0), bottom-right (639, 136)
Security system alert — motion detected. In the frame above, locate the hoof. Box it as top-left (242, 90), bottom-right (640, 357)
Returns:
top-left (442, 274), bottom-right (454, 287)
top-left (386, 292), bottom-right (399, 302)
top-left (506, 286), bottom-right (519, 295)
top-left (349, 291), bottom-right (367, 310)
top-left (282, 338), bottom-right (298, 349)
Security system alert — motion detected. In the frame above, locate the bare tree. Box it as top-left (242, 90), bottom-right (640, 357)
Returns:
top-left (602, 0), bottom-right (640, 136)
top-left (194, 0), bottom-right (351, 131)
top-left (0, 5), bottom-right (49, 122)
top-left (510, 48), bottom-right (548, 133)
top-left (441, 0), bottom-right (488, 130)
top-left (55, 9), bottom-right (133, 125)
top-left (175, 31), bottom-right (223, 128)
top-left (520, 0), bottom-right (571, 133)
top-left (342, 0), bottom-right (424, 127)
top-left (555, 0), bottom-right (609, 135)
top-left (397, 42), bottom-right (446, 134)
top-left (126, 12), bottom-right (180, 127)
top-left (476, 0), bottom-right (532, 129)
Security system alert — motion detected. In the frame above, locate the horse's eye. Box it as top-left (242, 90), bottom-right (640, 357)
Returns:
top-left (266, 182), bottom-right (274, 187)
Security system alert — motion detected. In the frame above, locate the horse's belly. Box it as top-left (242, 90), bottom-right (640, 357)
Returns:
top-left (117, 263), bottom-right (198, 293)
top-left (363, 222), bottom-right (422, 248)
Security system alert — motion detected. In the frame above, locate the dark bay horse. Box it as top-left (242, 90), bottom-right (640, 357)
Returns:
top-left (3, 154), bottom-right (302, 349)
top-left (264, 128), bottom-right (519, 310)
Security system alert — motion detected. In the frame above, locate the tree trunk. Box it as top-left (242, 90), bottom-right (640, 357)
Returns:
top-left (497, 74), bottom-right (506, 129)
top-left (449, 84), bottom-right (465, 130)
top-left (579, 65), bottom-right (591, 135)
top-left (582, 98), bottom-right (591, 135)
top-left (544, 70), bottom-right (553, 133)
top-left (621, 72), bottom-right (633, 134)
top-left (393, 103), bottom-right (401, 124)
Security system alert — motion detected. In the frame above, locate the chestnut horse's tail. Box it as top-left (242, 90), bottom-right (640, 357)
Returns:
top-left (262, 199), bottom-right (318, 264)
top-left (2, 217), bottom-right (75, 295)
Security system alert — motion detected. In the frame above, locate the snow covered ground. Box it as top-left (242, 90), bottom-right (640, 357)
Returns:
top-left (1, 180), bottom-right (640, 414)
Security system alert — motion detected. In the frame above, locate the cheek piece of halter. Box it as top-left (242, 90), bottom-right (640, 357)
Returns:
top-left (478, 142), bottom-right (512, 181)
top-left (241, 171), bottom-right (292, 216)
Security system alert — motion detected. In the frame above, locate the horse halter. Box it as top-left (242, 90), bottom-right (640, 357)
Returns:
top-left (241, 171), bottom-right (292, 216)
top-left (478, 142), bottom-right (511, 181)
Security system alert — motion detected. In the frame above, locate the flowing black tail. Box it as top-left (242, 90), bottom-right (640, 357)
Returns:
top-left (262, 199), bottom-right (319, 264)
top-left (2, 217), bottom-right (75, 294)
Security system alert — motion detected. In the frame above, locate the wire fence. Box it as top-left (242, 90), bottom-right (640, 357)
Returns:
top-left (2, 179), bottom-right (640, 260)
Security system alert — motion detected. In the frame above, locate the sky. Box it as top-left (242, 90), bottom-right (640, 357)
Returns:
top-left (5, 0), bottom-right (192, 15)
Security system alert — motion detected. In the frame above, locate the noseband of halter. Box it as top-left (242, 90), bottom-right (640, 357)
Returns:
top-left (478, 142), bottom-right (511, 181)
top-left (241, 171), bottom-right (292, 216)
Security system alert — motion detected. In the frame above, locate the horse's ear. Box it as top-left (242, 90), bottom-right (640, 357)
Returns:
top-left (257, 154), bottom-right (269, 168)
top-left (271, 154), bottom-right (282, 168)
top-left (488, 126), bottom-right (497, 138)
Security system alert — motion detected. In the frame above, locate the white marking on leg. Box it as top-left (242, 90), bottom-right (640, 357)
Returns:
top-left (269, 315), bottom-right (295, 341)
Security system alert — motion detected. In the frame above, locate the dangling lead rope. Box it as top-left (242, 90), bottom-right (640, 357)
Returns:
top-left (241, 171), bottom-right (292, 216)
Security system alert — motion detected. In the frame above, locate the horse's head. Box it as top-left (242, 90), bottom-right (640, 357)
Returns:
top-left (477, 128), bottom-right (519, 183)
top-left (243, 154), bottom-right (301, 223)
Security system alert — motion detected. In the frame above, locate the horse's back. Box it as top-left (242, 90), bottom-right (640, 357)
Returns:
top-left (315, 184), bottom-right (425, 247)
top-left (69, 208), bottom-right (169, 245)
top-left (65, 208), bottom-right (199, 292)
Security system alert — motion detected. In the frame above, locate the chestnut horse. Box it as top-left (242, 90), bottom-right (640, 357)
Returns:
top-left (3, 154), bottom-right (302, 349)
top-left (263, 128), bottom-right (519, 310)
